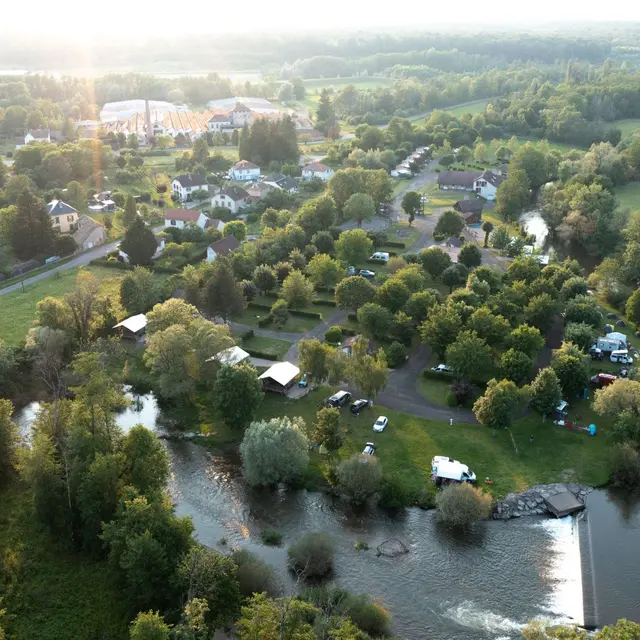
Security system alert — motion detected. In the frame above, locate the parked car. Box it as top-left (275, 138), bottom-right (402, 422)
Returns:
top-left (348, 266), bottom-right (357, 275)
top-left (350, 399), bottom-right (368, 415)
top-left (431, 459), bottom-right (476, 485)
top-left (373, 416), bottom-right (388, 432)
top-left (362, 442), bottom-right (376, 456)
top-left (611, 349), bottom-right (633, 364)
top-left (431, 364), bottom-right (452, 373)
top-left (590, 373), bottom-right (617, 387)
top-left (358, 269), bottom-right (376, 278)
top-left (326, 390), bottom-right (352, 408)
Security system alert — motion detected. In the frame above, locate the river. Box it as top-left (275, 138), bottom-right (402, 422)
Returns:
top-left (14, 392), bottom-right (640, 639)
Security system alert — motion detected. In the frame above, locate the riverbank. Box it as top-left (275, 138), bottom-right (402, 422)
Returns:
top-left (493, 483), bottom-right (594, 520)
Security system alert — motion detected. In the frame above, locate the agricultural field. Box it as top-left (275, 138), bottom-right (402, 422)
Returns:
top-left (613, 119), bottom-right (640, 138)
top-left (303, 76), bottom-right (394, 92)
top-left (614, 181), bottom-right (640, 211)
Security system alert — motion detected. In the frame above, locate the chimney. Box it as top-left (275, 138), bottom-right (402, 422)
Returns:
top-left (145, 99), bottom-right (154, 146)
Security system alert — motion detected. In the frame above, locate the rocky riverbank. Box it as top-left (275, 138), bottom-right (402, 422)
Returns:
top-left (493, 483), bottom-right (594, 520)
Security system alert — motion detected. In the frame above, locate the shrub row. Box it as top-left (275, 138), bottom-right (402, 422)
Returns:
top-left (258, 314), bottom-right (273, 327)
top-left (248, 301), bottom-right (272, 312)
top-left (312, 299), bottom-right (337, 307)
top-left (289, 309), bottom-right (322, 319)
top-left (339, 326), bottom-right (358, 336)
top-left (243, 348), bottom-right (278, 360)
top-left (90, 258), bottom-right (134, 271)
top-left (383, 241), bottom-right (406, 249)
top-left (240, 329), bottom-right (254, 341)
top-left (422, 369), bottom-right (455, 382)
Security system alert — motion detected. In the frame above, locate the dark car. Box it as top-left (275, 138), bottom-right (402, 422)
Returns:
top-left (350, 399), bottom-right (368, 415)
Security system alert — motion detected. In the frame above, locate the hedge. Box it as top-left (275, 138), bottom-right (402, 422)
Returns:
top-left (90, 258), bottom-right (134, 270)
top-left (243, 348), bottom-right (278, 360)
top-left (258, 314), bottom-right (273, 327)
top-left (384, 241), bottom-right (406, 249)
top-left (339, 326), bottom-right (358, 336)
top-left (348, 312), bottom-right (357, 321)
top-left (288, 309), bottom-right (322, 319)
top-left (248, 301), bottom-right (272, 312)
top-left (152, 265), bottom-right (181, 274)
top-left (240, 329), bottom-right (255, 341)
top-left (312, 299), bottom-right (337, 307)
top-left (422, 369), bottom-right (455, 382)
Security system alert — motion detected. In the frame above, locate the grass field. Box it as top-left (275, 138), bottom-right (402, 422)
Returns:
top-left (0, 483), bottom-right (131, 640)
top-left (0, 266), bottom-right (167, 346)
top-left (615, 181), bottom-right (640, 211)
top-left (613, 119), bottom-right (640, 138)
top-left (251, 386), bottom-right (612, 498)
top-left (303, 77), bottom-right (394, 92)
top-left (239, 334), bottom-right (292, 360)
top-left (411, 98), bottom-right (494, 126)
top-left (231, 301), bottom-right (338, 333)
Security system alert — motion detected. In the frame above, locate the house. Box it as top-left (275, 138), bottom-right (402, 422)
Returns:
top-left (263, 173), bottom-right (298, 193)
top-left (171, 174), bottom-right (208, 202)
top-left (245, 181), bottom-right (274, 202)
top-left (47, 200), bottom-right (79, 233)
top-left (207, 346), bottom-right (250, 366)
top-left (302, 162), bottom-right (334, 182)
top-left (206, 234), bottom-right (241, 262)
top-left (113, 314), bottom-right (147, 342)
top-left (473, 170), bottom-right (505, 201)
top-left (453, 199), bottom-right (484, 224)
top-left (230, 160), bottom-right (260, 182)
top-left (207, 113), bottom-right (232, 133)
top-left (73, 215), bottom-right (106, 250)
top-left (204, 218), bottom-right (225, 233)
top-left (164, 209), bottom-right (210, 230)
top-left (259, 361), bottom-right (300, 394)
top-left (212, 186), bottom-right (250, 214)
top-left (340, 335), bottom-right (372, 357)
top-left (230, 103), bottom-right (253, 127)
top-left (495, 163), bottom-right (509, 177)
top-left (437, 171), bottom-right (482, 192)
top-left (24, 129), bottom-right (51, 146)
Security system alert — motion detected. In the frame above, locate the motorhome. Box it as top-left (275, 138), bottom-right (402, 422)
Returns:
top-left (431, 457), bottom-right (476, 486)
top-left (610, 349), bottom-right (633, 364)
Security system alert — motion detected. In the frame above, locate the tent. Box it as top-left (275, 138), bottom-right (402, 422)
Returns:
top-left (259, 361), bottom-right (300, 394)
top-left (113, 314), bottom-right (147, 340)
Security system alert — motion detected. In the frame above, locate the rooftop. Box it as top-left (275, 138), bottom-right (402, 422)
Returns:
top-left (209, 234), bottom-right (241, 256)
top-left (113, 313), bottom-right (147, 334)
top-left (303, 161), bottom-right (331, 173)
top-left (219, 185), bottom-right (249, 201)
top-left (233, 160), bottom-right (259, 170)
top-left (47, 200), bottom-right (78, 216)
top-left (437, 171), bottom-right (482, 188)
top-left (259, 361), bottom-right (300, 386)
top-left (173, 173), bottom-right (208, 188)
top-left (164, 209), bottom-right (203, 222)
top-left (209, 346), bottom-right (250, 366)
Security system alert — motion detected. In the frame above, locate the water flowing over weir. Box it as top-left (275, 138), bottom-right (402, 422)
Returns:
top-left (16, 393), bottom-right (634, 639)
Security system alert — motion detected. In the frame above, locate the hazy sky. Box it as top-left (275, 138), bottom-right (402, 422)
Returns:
top-left (3, 0), bottom-right (640, 33)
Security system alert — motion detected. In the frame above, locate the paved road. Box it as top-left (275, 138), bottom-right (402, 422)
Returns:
top-left (0, 225), bottom-right (165, 297)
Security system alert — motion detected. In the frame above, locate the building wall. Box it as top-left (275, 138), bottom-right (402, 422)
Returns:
top-left (474, 181), bottom-right (498, 201)
top-left (206, 247), bottom-right (218, 262)
top-left (165, 218), bottom-right (186, 229)
top-left (212, 195), bottom-right (241, 213)
top-left (230, 167), bottom-right (260, 182)
top-left (51, 213), bottom-right (78, 233)
top-left (302, 169), bottom-right (333, 182)
top-left (78, 226), bottom-right (106, 250)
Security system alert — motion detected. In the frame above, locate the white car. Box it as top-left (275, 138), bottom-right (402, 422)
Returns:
top-left (373, 416), bottom-right (388, 432)
top-left (431, 364), bottom-right (452, 373)
top-left (362, 442), bottom-right (376, 456)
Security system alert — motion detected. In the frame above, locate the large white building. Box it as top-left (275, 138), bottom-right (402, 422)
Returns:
top-left (164, 209), bottom-right (210, 229)
top-left (230, 160), bottom-right (260, 182)
top-left (302, 162), bottom-right (334, 182)
top-left (171, 174), bottom-right (209, 202)
top-left (472, 171), bottom-right (505, 201)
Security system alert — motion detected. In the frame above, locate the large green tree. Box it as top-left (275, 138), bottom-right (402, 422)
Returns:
top-left (529, 367), bottom-right (563, 418)
top-left (402, 191), bottom-right (422, 226)
top-left (306, 253), bottom-right (344, 289)
top-left (445, 330), bottom-right (492, 382)
top-left (375, 278), bottom-right (411, 313)
top-left (357, 302), bottom-right (395, 340)
top-left (343, 192), bottom-right (376, 228)
top-left (120, 267), bottom-right (163, 315)
top-left (334, 275), bottom-right (376, 312)
top-left (120, 216), bottom-right (158, 266)
top-left (496, 169), bottom-right (530, 221)
top-left (434, 210), bottom-right (464, 238)
top-left (419, 304), bottom-right (463, 359)
top-left (335, 229), bottom-right (373, 265)
top-left (419, 246), bottom-right (452, 278)
top-left (551, 342), bottom-right (590, 399)
top-left (280, 270), bottom-right (315, 309)
top-left (473, 378), bottom-right (525, 430)
top-left (347, 337), bottom-right (389, 401)
top-left (10, 189), bottom-right (55, 260)
top-left (499, 348), bottom-right (533, 385)
top-left (203, 256), bottom-right (246, 321)
top-left (212, 363), bottom-right (264, 430)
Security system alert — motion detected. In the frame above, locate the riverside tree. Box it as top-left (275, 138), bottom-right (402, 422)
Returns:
top-left (337, 455), bottom-right (382, 505)
top-left (240, 416), bottom-right (309, 486)
top-left (212, 363), bottom-right (263, 430)
top-left (529, 367), bottom-right (563, 418)
top-left (313, 407), bottom-right (344, 451)
top-left (347, 337), bottom-right (389, 401)
top-left (435, 483), bottom-right (493, 528)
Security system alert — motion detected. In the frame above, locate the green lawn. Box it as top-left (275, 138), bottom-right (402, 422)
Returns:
top-left (231, 307), bottom-right (326, 333)
top-left (411, 99), bottom-right (494, 127)
top-left (239, 334), bottom-right (292, 360)
top-left (614, 181), bottom-right (640, 211)
top-left (250, 387), bottom-right (612, 498)
top-left (0, 266), bottom-right (167, 346)
top-left (0, 483), bottom-right (131, 640)
top-left (613, 119), bottom-right (640, 138)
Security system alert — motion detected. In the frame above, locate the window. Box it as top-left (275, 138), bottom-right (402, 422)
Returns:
top-left (171, 220), bottom-right (176, 226)
top-left (67, 215), bottom-right (75, 222)
top-left (54, 217), bottom-right (59, 224)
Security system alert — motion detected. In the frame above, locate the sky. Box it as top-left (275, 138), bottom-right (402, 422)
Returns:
top-left (2, 0), bottom-right (640, 34)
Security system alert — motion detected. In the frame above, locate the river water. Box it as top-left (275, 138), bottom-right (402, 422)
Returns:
top-left (14, 393), bottom-right (640, 638)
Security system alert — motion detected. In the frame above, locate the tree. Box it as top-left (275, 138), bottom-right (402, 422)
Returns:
top-left (525, 293), bottom-right (560, 332)
top-left (481, 221), bottom-right (494, 248)
top-left (316, 88), bottom-right (337, 138)
top-left (120, 216), bottom-right (158, 266)
top-left (336, 229), bottom-right (373, 265)
top-left (154, 134), bottom-right (173, 150)
top-left (10, 189), bottom-right (55, 260)
top-left (551, 342), bottom-right (589, 399)
top-left (560, 276), bottom-right (588, 301)
top-left (122, 194), bottom-right (138, 228)
top-left (240, 416), bottom-right (308, 486)
top-left (192, 137), bottom-right (209, 164)
top-left (203, 256), bottom-right (246, 321)
top-left (287, 532), bottom-right (334, 577)
top-left (280, 270), bottom-right (315, 309)
top-left (334, 276), bottom-right (376, 312)
top-left (252, 264), bottom-right (277, 295)
top-left (213, 363), bottom-right (264, 430)
top-left (434, 210), bottom-right (464, 238)
top-left (496, 169), bottom-right (530, 221)
top-left (313, 408), bottom-right (344, 451)
top-left (337, 455), bottom-right (382, 505)
top-left (270, 299), bottom-right (289, 328)
top-left (375, 278), bottom-right (411, 313)
top-left (121, 426), bottom-right (170, 496)
top-left (419, 305), bottom-right (462, 359)
top-left (474, 143), bottom-right (488, 163)
top-left (405, 290), bottom-right (439, 325)
top-left (306, 253), bottom-right (344, 289)
top-left (347, 337), bottom-right (389, 401)
top-left (312, 230), bottom-right (335, 255)
top-left (490, 225), bottom-right (511, 250)
top-left (563, 322), bottom-right (597, 352)
top-left (508, 324), bottom-right (545, 357)
top-left (435, 483), bottom-right (492, 528)
top-left (473, 378), bottom-right (524, 429)
top-left (298, 339), bottom-right (334, 383)
top-left (467, 306), bottom-right (510, 346)
top-left (343, 193), bottom-right (375, 228)
top-left (297, 195), bottom-right (337, 235)
top-left (510, 142), bottom-right (549, 190)
top-left (0, 400), bottom-right (18, 486)
top-left (499, 349), bottom-right (533, 384)
top-left (146, 298), bottom-right (197, 335)
top-left (129, 611), bottom-right (171, 640)
top-left (223, 220), bottom-right (247, 241)
top-left (441, 264), bottom-right (468, 293)
top-left (529, 367), bottom-right (563, 418)
top-left (458, 243), bottom-right (482, 269)
top-left (565, 295), bottom-right (602, 327)
top-left (626, 288), bottom-right (640, 324)
top-left (445, 331), bottom-right (492, 382)
top-left (402, 191), bottom-right (421, 226)
top-left (120, 267), bottom-right (163, 315)
top-left (357, 303), bottom-right (394, 340)
top-left (64, 270), bottom-right (103, 344)
top-left (419, 246), bottom-right (452, 279)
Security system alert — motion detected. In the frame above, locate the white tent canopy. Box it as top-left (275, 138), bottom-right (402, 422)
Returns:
top-left (259, 361), bottom-right (300, 387)
top-left (207, 346), bottom-right (250, 367)
top-left (113, 313), bottom-right (147, 333)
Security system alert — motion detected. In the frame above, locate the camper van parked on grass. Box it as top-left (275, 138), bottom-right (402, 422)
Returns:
top-left (431, 456), bottom-right (476, 486)
top-left (610, 349), bottom-right (633, 364)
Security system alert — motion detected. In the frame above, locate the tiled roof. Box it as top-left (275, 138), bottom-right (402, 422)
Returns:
top-left (73, 215), bottom-right (104, 245)
top-left (233, 160), bottom-right (259, 170)
top-left (437, 171), bottom-right (482, 188)
top-left (303, 162), bottom-right (330, 172)
top-left (47, 200), bottom-right (78, 216)
top-left (173, 174), bottom-right (207, 188)
top-left (164, 209), bottom-right (202, 222)
top-left (477, 170), bottom-right (506, 188)
top-left (209, 235), bottom-right (241, 256)
top-left (218, 186), bottom-right (249, 201)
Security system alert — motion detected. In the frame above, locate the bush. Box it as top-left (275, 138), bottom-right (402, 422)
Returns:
top-left (384, 241), bottom-right (406, 249)
top-left (337, 455), bottom-right (382, 504)
top-left (231, 549), bottom-right (277, 597)
top-left (243, 348), bottom-right (277, 359)
top-left (413, 485), bottom-right (436, 509)
top-left (287, 532), bottom-right (335, 578)
top-left (610, 443), bottom-right (640, 489)
top-left (378, 473), bottom-right (412, 509)
top-left (325, 326), bottom-right (343, 344)
top-left (339, 326), bottom-right (357, 337)
top-left (261, 527), bottom-right (283, 546)
top-left (288, 309), bottom-right (322, 319)
top-left (240, 329), bottom-right (255, 341)
top-left (445, 391), bottom-right (457, 407)
top-left (257, 314), bottom-right (273, 327)
top-left (402, 251), bottom-right (419, 263)
top-left (312, 299), bottom-right (337, 307)
top-left (347, 312), bottom-right (357, 322)
top-left (435, 483), bottom-right (493, 527)
top-left (386, 341), bottom-right (407, 368)
top-left (422, 368), bottom-right (454, 382)
top-left (247, 301), bottom-right (271, 311)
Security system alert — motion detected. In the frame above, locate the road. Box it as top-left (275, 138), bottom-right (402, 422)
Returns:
top-left (0, 225), bottom-right (165, 297)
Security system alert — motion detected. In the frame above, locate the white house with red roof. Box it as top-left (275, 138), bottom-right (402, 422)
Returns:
top-left (230, 160), bottom-right (260, 182)
top-left (164, 209), bottom-right (210, 230)
top-left (302, 162), bottom-right (334, 182)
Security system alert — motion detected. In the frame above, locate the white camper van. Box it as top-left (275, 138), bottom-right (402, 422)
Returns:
top-left (431, 456), bottom-right (476, 486)
top-left (610, 349), bottom-right (633, 364)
